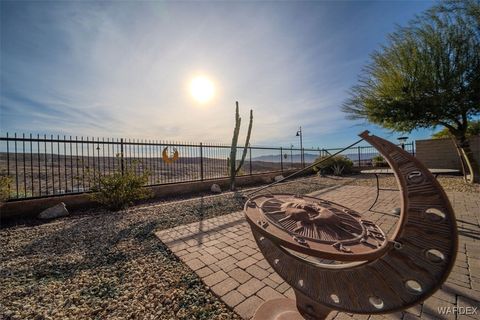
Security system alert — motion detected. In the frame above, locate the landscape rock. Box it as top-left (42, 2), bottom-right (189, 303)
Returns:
top-left (274, 175), bottom-right (284, 182)
top-left (38, 202), bottom-right (69, 219)
top-left (210, 184), bottom-right (222, 193)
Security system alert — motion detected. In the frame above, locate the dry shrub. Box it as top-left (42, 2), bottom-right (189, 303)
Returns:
top-left (0, 172), bottom-right (12, 205)
top-left (88, 161), bottom-right (152, 211)
top-left (313, 155), bottom-right (353, 176)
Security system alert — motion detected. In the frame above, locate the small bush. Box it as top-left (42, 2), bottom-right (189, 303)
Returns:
top-left (88, 162), bottom-right (152, 211)
top-left (372, 155), bottom-right (387, 167)
top-left (313, 155), bottom-right (353, 176)
top-left (0, 171), bottom-right (12, 205)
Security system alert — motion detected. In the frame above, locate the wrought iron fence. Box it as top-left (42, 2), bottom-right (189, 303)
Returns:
top-left (0, 133), bottom-right (413, 200)
top-left (320, 142), bottom-right (415, 168)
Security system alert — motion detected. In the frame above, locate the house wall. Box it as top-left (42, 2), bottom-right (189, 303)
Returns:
top-left (415, 135), bottom-right (480, 170)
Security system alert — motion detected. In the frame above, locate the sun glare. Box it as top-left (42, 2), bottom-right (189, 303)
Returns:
top-left (190, 76), bottom-right (215, 104)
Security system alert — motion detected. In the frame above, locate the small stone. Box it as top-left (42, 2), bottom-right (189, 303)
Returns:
top-left (210, 184), bottom-right (222, 193)
top-left (274, 175), bottom-right (284, 182)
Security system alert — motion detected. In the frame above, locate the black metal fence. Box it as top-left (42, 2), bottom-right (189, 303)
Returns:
top-left (319, 142), bottom-right (415, 168)
top-left (0, 133), bottom-right (414, 200)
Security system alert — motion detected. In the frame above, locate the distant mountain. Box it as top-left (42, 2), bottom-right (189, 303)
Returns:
top-left (251, 151), bottom-right (396, 164)
top-left (251, 153), bottom-right (319, 163)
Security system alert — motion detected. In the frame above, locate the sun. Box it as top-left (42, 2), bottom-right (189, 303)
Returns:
top-left (190, 76), bottom-right (215, 104)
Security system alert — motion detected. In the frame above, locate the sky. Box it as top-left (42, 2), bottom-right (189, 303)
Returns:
top-left (0, 0), bottom-right (439, 149)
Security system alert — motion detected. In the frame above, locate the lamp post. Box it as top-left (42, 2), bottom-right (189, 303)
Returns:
top-left (397, 136), bottom-right (408, 150)
top-left (296, 127), bottom-right (303, 167)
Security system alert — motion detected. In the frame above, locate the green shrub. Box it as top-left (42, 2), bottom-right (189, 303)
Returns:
top-left (313, 155), bottom-right (353, 176)
top-left (0, 171), bottom-right (12, 205)
top-left (88, 162), bottom-right (152, 211)
top-left (372, 155), bottom-right (387, 167)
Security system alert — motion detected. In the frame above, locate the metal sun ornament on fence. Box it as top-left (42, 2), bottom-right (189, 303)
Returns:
top-left (244, 131), bottom-right (457, 320)
top-left (162, 146), bottom-right (179, 164)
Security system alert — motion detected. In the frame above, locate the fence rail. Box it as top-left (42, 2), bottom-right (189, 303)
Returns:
top-left (0, 133), bottom-right (414, 200)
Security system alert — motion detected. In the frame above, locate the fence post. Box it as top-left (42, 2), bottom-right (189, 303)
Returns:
top-left (200, 143), bottom-right (204, 181)
top-left (280, 147), bottom-right (283, 172)
top-left (6, 132), bottom-right (10, 179)
top-left (249, 145), bottom-right (252, 175)
top-left (120, 138), bottom-right (125, 176)
top-left (290, 146), bottom-right (293, 168)
top-left (357, 146), bottom-right (361, 168)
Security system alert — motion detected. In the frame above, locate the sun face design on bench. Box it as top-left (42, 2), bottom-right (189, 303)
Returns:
top-left (276, 202), bottom-right (341, 233)
top-left (260, 197), bottom-right (366, 244)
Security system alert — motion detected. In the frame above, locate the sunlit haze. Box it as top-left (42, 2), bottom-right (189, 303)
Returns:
top-left (0, 1), bottom-right (436, 148)
top-left (190, 76), bottom-right (215, 104)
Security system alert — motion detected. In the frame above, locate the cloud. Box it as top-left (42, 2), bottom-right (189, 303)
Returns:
top-left (1, 1), bottom-right (434, 147)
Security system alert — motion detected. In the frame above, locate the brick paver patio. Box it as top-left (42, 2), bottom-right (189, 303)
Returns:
top-left (155, 185), bottom-right (479, 320)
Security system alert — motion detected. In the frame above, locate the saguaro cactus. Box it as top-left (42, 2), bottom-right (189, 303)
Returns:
top-left (229, 101), bottom-right (253, 190)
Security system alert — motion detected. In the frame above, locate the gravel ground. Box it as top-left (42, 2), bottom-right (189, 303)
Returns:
top-left (0, 176), bottom-right (335, 320)
top-left (1, 174), bottom-right (475, 320)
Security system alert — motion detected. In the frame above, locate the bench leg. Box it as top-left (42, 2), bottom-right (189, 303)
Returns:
top-left (367, 173), bottom-right (380, 211)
